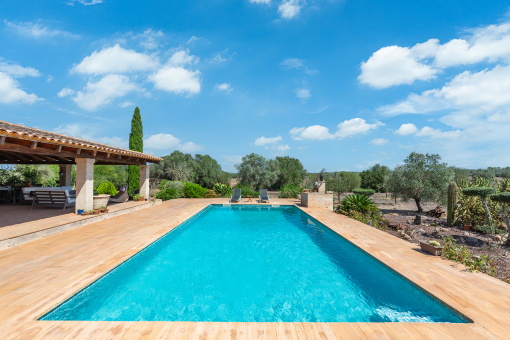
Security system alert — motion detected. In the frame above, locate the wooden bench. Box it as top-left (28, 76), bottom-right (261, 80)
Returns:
top-left (31, 190), bottom-right (75, 210)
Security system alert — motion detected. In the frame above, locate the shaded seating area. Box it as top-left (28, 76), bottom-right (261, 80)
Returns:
top-left (31, 190), bottom-right (75, 210)
top-left (110, 185), bottom-right (129, 203)
top-left (0, 120), bottom-right (162, 213)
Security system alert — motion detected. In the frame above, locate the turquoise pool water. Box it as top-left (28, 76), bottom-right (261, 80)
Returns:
top-left (41, 205), bottom-right (467, 323)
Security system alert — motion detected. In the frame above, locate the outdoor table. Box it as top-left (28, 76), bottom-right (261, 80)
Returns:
top-left (246, 195), bottom-right (252, 202)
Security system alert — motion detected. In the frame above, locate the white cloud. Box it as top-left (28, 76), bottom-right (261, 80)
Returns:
top-left (54, 123), bottom-right (128, 148)
top-left (72, 74), bottom-right (138, 111)
top-left (280, 58), bottom-right (318, 74)
top-left (68, 0), bottom-right (103, 5)
top-left (47, 75), bottom-right (54, 82)
top-left (290, 125), bottom-right (331, 140)
top-left (211, 54), bottom-right (227, 64)
top-left (0, 61), bottom-right (41, 78)
top-left (0, 72), bottom-right (42, 104)
top-left (254, 136), bottom-right (283, 145)
top-left (119, 101), bottom-right (134, 108)
top-left (414, 126), bottom-right (462, 139)
top-left (137, 29), bottom-right (164, 50)
top-left (278, 0), bottom-right (301, 19)
top-left (360, 21), bottom-right (510, 88)
top-left (379, 65), bottom-right (510, 116)
top-left (187, 36), bottom-right (202, 44)
top-left (148, 66), bottom-right (201, 96)
top-left (215, 83), bottom-right (233, 93)
top-left (275, 144), bottom-right (290, 152)
top-left (144, 133), bottom-right (203, 153)
top-left (295, 88), bottom-right (311, 99)
top-left (290, 118), bottom-right (380, 140)
top-left (394, 123), bottom-right (418, 135)
top-left (250, 0), bottom-right (271, 4)
top-left (369, 138), bottom-right (389, 146)
top-left (72, 44), bottom-right (158, 75)
top-left (57, 87), bottom-right (75, 98)
top-left (358, 45), bottom-right (439, 89)
top-left (167, 50), bottom-right (199, 66)
top-left (4, 20), bottom-right (79, 38)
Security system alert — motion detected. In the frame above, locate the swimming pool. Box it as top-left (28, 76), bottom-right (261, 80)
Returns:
top-left (41, 205), bottom-right (467, 323)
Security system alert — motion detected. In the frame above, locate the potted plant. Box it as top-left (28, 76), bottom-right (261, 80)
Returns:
top-left (81, 210), bottom-right (93, 216)
top-left (93, 209), bottom-right (101, 214)
top-left (420, 240), bottom-right (443, 256)
top-left (133, 194), bottom-right (144, 201)
top-left (464, 213), bottom-right (472, 231)
top-left (303, 189), bottom-right (309, 193)
top-left (77, 209), bottom-right (84, 215)
top-left (98, 206), bottom-right (109, 213)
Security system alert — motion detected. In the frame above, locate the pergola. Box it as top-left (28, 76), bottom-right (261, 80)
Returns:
top-left (0, 120), bottom-right (162, 213)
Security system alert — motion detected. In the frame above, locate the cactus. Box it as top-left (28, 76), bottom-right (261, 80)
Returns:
top-left (447, 182), bottom-right (457, 226)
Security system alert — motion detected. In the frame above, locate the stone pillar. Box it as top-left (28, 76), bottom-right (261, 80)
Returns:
top-left (318, 181), bottom-right (326, 193)
top-left (139, 164), bottom-right (150, 200)
top-left (75, 158), bottom-right (95, 213)
top-left (59, 164), bottom-right (72, 187)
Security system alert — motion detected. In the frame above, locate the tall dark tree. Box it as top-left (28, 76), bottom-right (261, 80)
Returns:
top-left (274, 156), bottom-right (306, 189)
top-left (128, 107), bottom-right (143, 195)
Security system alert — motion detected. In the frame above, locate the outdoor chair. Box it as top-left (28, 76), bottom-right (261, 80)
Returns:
top-left (258, 189), bottom-right (270, 203)
top-left (110, 185), bottom-right (128, 203)
top-left (31, 190), bottom-right (75, 210)
top-left (230, 189), bottom-right (242, 203)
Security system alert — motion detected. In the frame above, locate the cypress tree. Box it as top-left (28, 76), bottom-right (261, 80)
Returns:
top-left (128, 107), bottom-right (143, 196)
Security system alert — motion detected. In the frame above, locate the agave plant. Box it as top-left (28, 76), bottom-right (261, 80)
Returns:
top-left (340, 194), bottom-right (378, 214)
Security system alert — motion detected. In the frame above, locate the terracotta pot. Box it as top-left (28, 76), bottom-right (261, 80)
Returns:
top-left (81, 212), bottom-right (92, 216)
top-left (464, 225), bottom-right (472, 231)
top-left (420, 242), bottom-right (443, 256)
top-left (137, 197), bottom-right (143, 201)
top-left (93, 209), bottom-right (101, 214)
top-left (26, 182), bottom-right (32, 187)
top-left (303, 189), bottom-right (309, 193)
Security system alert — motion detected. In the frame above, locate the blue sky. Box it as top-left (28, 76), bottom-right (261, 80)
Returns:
top-left (1, 0), bottom-right (510, 172)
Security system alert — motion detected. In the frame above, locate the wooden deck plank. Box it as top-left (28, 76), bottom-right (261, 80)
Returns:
top-left (0, 198), bottom-right (508, 339)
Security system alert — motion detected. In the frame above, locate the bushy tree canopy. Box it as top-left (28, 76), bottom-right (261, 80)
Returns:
top-left (451, 167), bottom-right (470, 181)
top-left (360, 164), bottom-right (390, 192)
top-left (326, 172), bottom-right (361, 201)
top-left (387, 152), bottom-right (454, 212)
top-left (274, 156), bottom-right (306, 189)
top-left (191, 154), bottom-right (224, 189)
top-left (94, 165), bottom-right (127, 190)
top-left (235, 153), bottom-right (280, 189)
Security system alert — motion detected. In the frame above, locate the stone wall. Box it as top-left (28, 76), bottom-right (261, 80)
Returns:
top-left (301, 192), bottom-right (333, 210)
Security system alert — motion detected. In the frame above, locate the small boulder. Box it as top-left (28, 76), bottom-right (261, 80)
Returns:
top-left (418, 229), bottom-right (425, 233)
top-left (403, 234), bottom-right (412, 240)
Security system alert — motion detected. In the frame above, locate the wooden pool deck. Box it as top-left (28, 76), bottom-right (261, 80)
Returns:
top-left (0, 198), bottom-right (509, 339)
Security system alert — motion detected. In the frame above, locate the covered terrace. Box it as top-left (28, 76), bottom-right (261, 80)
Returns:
top-left (0, 120), bottom-right (162, 213)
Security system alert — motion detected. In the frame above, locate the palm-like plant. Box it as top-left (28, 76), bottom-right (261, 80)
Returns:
top-left (340, 194), bottom-right (378, 213)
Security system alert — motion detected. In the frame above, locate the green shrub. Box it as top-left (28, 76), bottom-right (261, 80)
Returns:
top-left (340, 194), bottom-right (378, 213)
top-left (278, 184), bottom-right (301, 198)
top-left (156, 188), bottom-right (179, 201)
top-left (462, 187), bottom-right (496, 197)
top-left (183, 182), bottom-right (208, 198)
top-left (234, 184), bottom-right (258, 198)
top-left (213, 183), bottom-right (233, 197)
top-left (442, 236), bottom-right (496, 276)
top-left (160, 180), bottom-right (186, 197)
top-left (96, 182), bottom-right (118, 196)
top-left (338, 209), bottom-right (386, 229)
top-left (474, 225), bottom-right (507, 235)
top-left (429, 241), bottom-right (441, 247)
top-left (352, 188), bottom-right (375, 196)
top-left (158, 179), bottom-right (169, 189)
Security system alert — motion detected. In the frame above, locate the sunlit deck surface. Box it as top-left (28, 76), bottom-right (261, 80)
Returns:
top-left (0, 198), bottom-right (509, 339)
top-left (0, 201), bottom-right (152, 248)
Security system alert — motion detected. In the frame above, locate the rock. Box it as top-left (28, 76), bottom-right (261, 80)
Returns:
top-left (501, 225), bottom-right (508, 231)
top-left (463, 231), bottom-right (470, 236)
top-left (418, 229), bottom-right (425, 233)
top-left (405, 229), bottom-right (415, 237)
top-left (403, 234), bottom-right (412, 240)
top-left (491, 235), bottom-right (502, 242)
top-left (438, 227), bottom-right (445, 232)
top-left (431, 231), bottom-right (440, 238)
top-left (427, 206), bottom-right (445, 218)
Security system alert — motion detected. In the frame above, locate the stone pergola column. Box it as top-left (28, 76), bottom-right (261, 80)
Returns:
top-left (75, 158), bottom-right (95, 213)
top-left (59, 164), bottom-right (72, 187)
top-left (139, 164), bottom-right (150, 200)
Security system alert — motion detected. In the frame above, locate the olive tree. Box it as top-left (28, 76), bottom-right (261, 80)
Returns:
top-left (235, 153), bottom-right (280, 189)
top-left (326, 172), bottom-right (361, 202)
top-left (491, 192), bottom-right (510, 243)
top-left (274, 156), bottom-right (306, 189)
top-left (387, 152), bottom-right (454, 213)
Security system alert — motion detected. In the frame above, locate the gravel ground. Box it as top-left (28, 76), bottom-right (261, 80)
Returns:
top-left (336, 193), bottom-right (510, 283)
